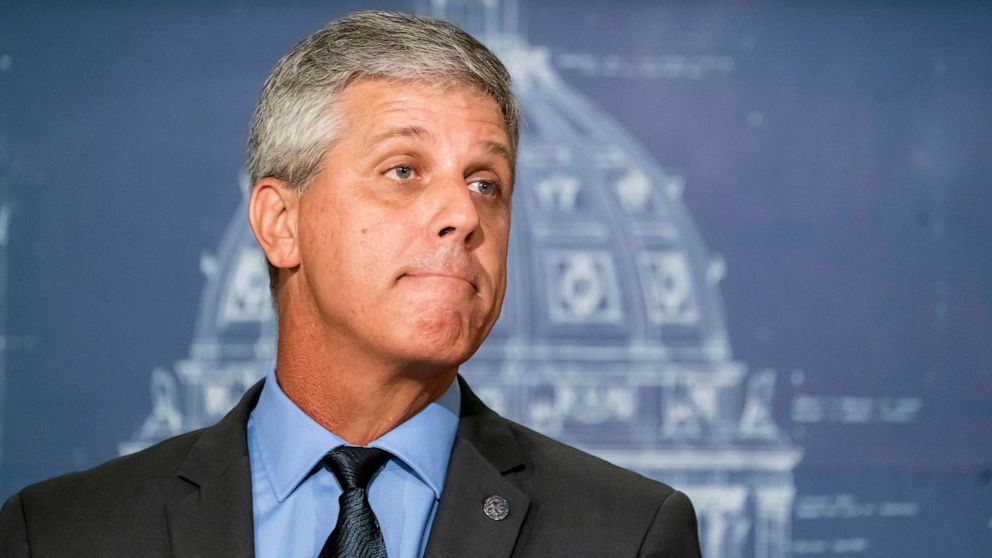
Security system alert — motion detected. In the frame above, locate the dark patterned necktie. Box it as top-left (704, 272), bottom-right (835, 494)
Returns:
top-left (318, 446), bottom-right (391, 558)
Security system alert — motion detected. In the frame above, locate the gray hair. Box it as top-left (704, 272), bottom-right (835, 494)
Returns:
top-left (247, 10), bottom-right (519, 191)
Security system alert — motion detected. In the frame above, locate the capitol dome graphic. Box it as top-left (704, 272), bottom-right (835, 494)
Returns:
top-left (122, 3), bottom-right (803, 556)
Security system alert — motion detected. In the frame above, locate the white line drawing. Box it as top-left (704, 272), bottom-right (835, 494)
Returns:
top-left (122, 2), bottom-right (803, 556)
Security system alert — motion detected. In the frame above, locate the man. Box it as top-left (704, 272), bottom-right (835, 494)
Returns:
top-left (0, 11), bottom-right (701, 557)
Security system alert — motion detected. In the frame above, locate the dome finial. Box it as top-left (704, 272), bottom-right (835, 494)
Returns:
top-left (415, 0), bottom-right (519, 40)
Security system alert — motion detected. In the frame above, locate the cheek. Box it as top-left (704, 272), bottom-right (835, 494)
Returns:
top-left (299, 207), bottom-right (361, 292)
top-left (345, 220), bottom-right (400, 288)
top-left (483, 224), bottom-right (510, 279)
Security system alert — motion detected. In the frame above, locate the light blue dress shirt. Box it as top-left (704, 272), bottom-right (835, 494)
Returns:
top-left (247, 369), bottom-right (461, 558)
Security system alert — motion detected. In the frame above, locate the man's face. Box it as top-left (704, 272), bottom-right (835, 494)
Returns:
top-left (292, 79), bottom-right (512, 371)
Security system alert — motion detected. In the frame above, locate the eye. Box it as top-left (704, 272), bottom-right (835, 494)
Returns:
top-left (469, 179), bottom-right (497, 197)
top-left (387, 165), bottom-right (414, 180)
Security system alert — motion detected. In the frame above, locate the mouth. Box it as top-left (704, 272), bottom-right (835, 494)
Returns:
top-left (399, 271), bottom-right (478, 292)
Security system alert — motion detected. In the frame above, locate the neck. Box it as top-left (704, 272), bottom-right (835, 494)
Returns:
top-left (274, 304), bottom-right (457, 446)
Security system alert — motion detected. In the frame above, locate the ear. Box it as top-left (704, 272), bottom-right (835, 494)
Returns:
top-left (248, 178), bottom-right (301, 271)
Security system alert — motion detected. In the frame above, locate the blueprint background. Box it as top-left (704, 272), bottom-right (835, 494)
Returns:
top-left (1, 1), bottom-right (990, 555)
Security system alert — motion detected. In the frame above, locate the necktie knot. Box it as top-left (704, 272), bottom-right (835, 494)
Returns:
top-left (322, 446), bottom-right (390, 491)
top-left (318, 446), bottom-right (391, 558)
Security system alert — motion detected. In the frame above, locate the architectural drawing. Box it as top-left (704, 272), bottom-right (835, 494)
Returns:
top-left (122, 2), bottom-right (803, 556)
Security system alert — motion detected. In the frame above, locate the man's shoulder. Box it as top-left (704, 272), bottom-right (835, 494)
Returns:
top-left (13, 427), bottom-right (205, 511)
top-left (1, 382), bottom-right (262, 556)
top-left (0, 427), bottom-right (216, 556)
top-left (456, 378), bottom-right (681, 512)
top-left (502, 418), bottom-right (675, 500)
top-left (12, 380), bottom-right (262, 514)
top-left (460, 414), bottom-right (700, 555)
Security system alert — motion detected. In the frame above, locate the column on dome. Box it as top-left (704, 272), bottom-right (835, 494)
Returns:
top-left (754, 486), bottom-right (796, 558)
top-left (688, 486), bottom-right (749, 558)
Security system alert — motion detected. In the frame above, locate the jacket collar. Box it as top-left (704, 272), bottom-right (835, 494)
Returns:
top-left (423, 377), bottom-right (531, 558)
top-left (166, 380), bottom-right (263, 558)
top-left (164, 376), bottom-right (531, 558)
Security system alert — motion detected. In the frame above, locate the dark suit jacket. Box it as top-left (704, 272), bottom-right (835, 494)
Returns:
top-left (0, 378), bottom-right (701, 557)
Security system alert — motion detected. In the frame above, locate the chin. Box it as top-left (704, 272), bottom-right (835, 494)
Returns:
top-left (391, 312), bottom-right (480, 368)
top-left (391, 345), bottom-right (473, 377)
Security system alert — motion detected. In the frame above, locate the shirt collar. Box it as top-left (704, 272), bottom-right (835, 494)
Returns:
top-left (368, 376), bottom-right (460, 499)
top-left (250, 368), bottom-right (460, 502)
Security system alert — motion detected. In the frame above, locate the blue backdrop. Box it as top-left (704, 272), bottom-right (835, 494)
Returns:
top-left (1, 1), bottom-right (990, 556)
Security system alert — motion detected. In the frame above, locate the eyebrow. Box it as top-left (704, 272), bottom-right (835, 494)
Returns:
top-left (484, 141), bottom-right (513, 167)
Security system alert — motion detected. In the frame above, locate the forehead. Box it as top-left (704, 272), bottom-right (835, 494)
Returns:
top-left (337, 78), bottom-right (507, 138)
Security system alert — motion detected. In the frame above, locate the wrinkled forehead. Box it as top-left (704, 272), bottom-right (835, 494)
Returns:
top-left (335, 76), bottom-right (516, 160)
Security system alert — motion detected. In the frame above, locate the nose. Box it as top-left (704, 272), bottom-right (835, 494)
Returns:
top-left (428, 175), bottom-right (482, 247)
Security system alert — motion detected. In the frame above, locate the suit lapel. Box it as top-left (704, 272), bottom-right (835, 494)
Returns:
top-left (166, 381), bottom-right (263, 558)
top-left (160, 377), bottom-right (528, 557)
top-left (424, 378), bottom-right (531, 558)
